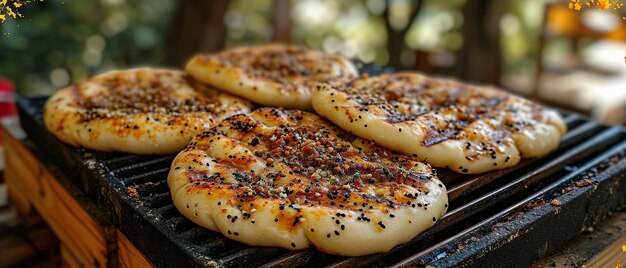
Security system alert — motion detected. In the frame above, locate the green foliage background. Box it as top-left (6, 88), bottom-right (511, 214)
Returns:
top-left (0, 0), bottom-right (545, 96)
top-left (0, 0), bottom-right (173, 96)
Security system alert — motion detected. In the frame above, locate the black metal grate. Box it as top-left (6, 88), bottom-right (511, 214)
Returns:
top-left (16, 68), bottom-right (626, 267)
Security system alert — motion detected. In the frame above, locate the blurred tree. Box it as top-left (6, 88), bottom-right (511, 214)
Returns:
top-left (457, 0), bottom-right (506, 85)
top-left (384, 0), bottom-right (422, 69)
top-left (0, 0), bottom-right (549, 97)
top-left (272, 0), bottom-right (291, 43)
top-left (0, 0), bottom-right (173, 96)
top-left (165, 0), bottom-right (229, 67)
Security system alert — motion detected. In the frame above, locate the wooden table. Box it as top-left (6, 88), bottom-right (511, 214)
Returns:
top-left (2, 124), bottom-right (153, 267)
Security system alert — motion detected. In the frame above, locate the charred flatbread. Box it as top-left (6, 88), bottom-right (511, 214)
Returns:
top-left (44, 68), bottom-right (254, 154)
top-left (167, 108), bottom-right (448, 256)
top-left (312, 73), bottom-right (567, 174)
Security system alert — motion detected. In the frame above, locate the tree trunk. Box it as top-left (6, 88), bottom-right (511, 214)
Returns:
top-left (164, 0), bottom-right (230, 67)
top-left (272, 0), bottom-right (292, 43)
top-left (384, 0), bottom-right (422, 70)
top-left (457, 0), bottom-right (506, 85)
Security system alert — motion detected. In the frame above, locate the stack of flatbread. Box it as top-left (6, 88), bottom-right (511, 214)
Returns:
top-left (44, 44), bottom-right (566, 256)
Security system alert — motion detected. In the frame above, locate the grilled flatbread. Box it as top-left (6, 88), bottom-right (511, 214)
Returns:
top-left (312, 73), bottom-right (567, 174)
top-left (168, 108), bottom-right (447, 256)
top-left (43, 68), bottom-right (254, 154)
top-left (185, 44), bottom-right (358, 110)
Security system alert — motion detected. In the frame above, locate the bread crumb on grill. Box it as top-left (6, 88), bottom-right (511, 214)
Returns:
top-left (575, 179), bottom-right (593, 187)
top-left (127, 186), bottom-right (138, 197)
top-left (550, 200), bottom-right (561, 207)
top-left (560, 187), bottom-right (574, 195)
top-left (527, 199), bottom-right (546, 209)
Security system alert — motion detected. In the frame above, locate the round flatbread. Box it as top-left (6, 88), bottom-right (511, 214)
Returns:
top-left (44, 68), bottom-right (254, 154)
top-left (312, 73), bottom-right (567, 174)
top-left (185, 44), bottom-right (358, 110)
top-left (168, 108), bottom-right (447, 256)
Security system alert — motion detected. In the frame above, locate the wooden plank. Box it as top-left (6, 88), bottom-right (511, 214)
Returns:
top-left (0, 226), bottom-right (58, 263)
top-left (118, 230), bottom-right (154, 268)
top-left (4, 157), bottom-right (99, 265)
top-left (2, 126), bottom-right (113, 268)
top-left (4, 172), bottom-right (32, 216)
top-left (0, 207), bottom-right (58, 267)
top-left (586, 234), bottom-right (626, 268)
top-left (61, 243), bottom-right (82, 268)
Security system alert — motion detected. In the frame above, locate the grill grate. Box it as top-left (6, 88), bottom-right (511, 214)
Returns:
top-left (17, 67), bottom-right (626, 267)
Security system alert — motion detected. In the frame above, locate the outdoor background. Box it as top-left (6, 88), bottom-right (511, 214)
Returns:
top-left (1, 0), bottom-right (625, 123)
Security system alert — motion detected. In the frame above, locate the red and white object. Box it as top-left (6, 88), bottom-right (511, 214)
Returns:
top-left (0, 78), bottom-right (16, 117)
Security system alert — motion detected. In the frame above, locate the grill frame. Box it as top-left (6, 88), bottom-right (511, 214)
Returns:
top-left (17, 78), bottom-right (626, 267)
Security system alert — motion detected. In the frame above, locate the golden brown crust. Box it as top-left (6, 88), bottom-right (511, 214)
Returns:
top-left (168, 108), bottom-right (447, 255)
top-left (312, 73), bottom-right (567, 174)
top-left (185, 44), bottom-right (358, 109)
top-left (43, 68), bottom-right (254, 154)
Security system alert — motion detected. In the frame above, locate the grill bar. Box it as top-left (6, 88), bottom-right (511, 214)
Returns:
top-left (124, 167), bottom-right (171, 185)
top-left (218, 247), bottom-right (286, 267)
top-left (562, 113), bottom-right (584, 127)
top-left (108, 156), bottom-right (174, 178)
